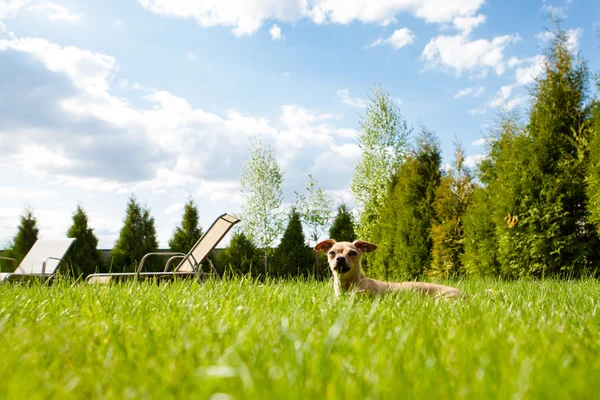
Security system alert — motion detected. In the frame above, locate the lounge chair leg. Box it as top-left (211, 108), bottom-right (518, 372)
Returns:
top-left (207, 259), bottom-right (220, 279)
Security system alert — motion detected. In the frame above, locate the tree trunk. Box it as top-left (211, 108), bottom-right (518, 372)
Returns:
top-left (264, 251), bottom-right (268, 276)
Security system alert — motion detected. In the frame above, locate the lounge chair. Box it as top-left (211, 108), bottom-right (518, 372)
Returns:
top-left (0, 238), bottom-right (76, 284)
top-left (86, 213), bottom-right (240, 284)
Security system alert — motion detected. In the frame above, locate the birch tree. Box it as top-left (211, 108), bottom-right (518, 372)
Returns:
top-left (295, 174), bottom-right (333, 275)
top-left (239, 136), bottom-right (285, 274)
top-left (350, 84), bottom-right (410, 239)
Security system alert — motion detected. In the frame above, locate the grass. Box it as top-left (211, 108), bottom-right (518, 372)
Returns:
top-left (0, 277), bottom-right (599, 399)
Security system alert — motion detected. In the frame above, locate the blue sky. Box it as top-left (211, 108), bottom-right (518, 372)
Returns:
top-left (0, 0), bottom-right (598, 249)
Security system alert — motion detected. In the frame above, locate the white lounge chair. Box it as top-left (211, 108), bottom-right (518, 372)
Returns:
top-left (0, 238), bottom-right (76, 283)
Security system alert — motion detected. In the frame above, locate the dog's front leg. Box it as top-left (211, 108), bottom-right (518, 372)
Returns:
top-left (332, 275), bottom-right (342, 298)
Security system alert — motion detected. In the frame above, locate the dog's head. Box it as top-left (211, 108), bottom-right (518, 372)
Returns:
top-left (314, 239), bottom-right (377, 276)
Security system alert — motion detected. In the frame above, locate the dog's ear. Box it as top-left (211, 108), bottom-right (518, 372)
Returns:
top-left (353, 240), bottom-right (377, 254)
top-left (314, 239), bottom-right (336, 253)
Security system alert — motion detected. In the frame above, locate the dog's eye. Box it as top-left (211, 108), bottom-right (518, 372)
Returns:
top-left (328, 251), bottom-right (335, 257)
top-left (348, 250), bottom-right (358, 257)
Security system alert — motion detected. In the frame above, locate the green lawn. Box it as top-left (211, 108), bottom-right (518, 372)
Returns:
top-left (0, 278), bottom-right (599, 399)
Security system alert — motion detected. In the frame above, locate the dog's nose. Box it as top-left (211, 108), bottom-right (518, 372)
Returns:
top-left (334, 256), bottom-right (346, 270)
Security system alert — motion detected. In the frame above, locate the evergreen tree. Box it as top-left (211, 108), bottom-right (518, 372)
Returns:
top-left (218, 230), bottom-right (263, 276)
top-left (350, 84), bottom-right (410, 240)
top-left (329, 203), bottom-right (357, 242)
top-left (370, 129), bottom-right (442, 279)
top-left (492, 26), bottom-right (598, 277)
top-left (5, 207), bottom-right (39, 264)
top-left (169, 198), bottom-right (204, 253)
top-left (429, 143), bottom-right (475, 278)
top-left (271, 209), bottom-right (313, 277)
top-left (111, 196), bottom-right (159, 272)
top-left (66, 205), bottom-right (103, 277)
top-left (462, 113), bottom-right (520, 278)
top-left (586, 85), bottom-right (600, 233)
top-left (462, 186), bottom-right (499, 277)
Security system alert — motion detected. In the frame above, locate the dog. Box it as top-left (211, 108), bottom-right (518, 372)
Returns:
top-left (314, 239), bottom-right (465, 299)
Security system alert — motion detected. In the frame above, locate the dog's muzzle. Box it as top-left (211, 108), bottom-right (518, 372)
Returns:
top-left (334, 257), bottom-right (351, 273)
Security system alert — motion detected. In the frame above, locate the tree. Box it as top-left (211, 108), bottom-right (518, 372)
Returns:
top-left (271, 208), bottom-right (313, 277)
top-left (586, 81), bottom-right (600, 233)
top-left (491, 25), bottom-right (598, 277)
top-left (350, 84), bottom-right (411, 240)
top-left (462, 112), bottom-right (520, 278)
top-left (329, 203), bottom-right (357, 242)
top-left (369, 129), bottom-right (442, 279)
top-left (295, 174), bottom-right (333, 276)
top-left (295, 174), bottom-right (333, 244)
top-left (462, 186), bottom-right (499, 277)
top-left (428, 143), bottom-right (475, 278)
top-left (5, 207), bottom-right (39, 265)
top-left (66, 205), bottom-right (103, 277)
top-left (111, 195), bottom-right (159, 272)
top-left (218, 230), bottom-right (263, 276)
top-left (169, 198), bottom-right (204, 253)
top-left (239, 136), bottom-right (285, 275)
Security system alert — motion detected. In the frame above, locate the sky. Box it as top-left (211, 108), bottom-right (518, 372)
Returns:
top-left (0, 0), bottom-right (598, 249)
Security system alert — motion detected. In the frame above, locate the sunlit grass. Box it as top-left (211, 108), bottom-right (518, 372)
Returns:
top-left (0, 277), bottom-right (599, 399)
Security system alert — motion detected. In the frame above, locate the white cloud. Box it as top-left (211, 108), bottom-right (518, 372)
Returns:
top-left (196, 180), bottom-right (241, 203)
top-left (282, 71), bottom-right (291, 78)
top-left (326, 189), bottom-right (356, 208)
top-left (473, 86), bottom-right (485, 96)
top-left (386, 28), bottom-right (415, 49)
top-left (0, 21), bottom-right (5, 33)
top-left (542, 5), bottom-right (566, 19)
top-left (187, 52), bottom-right (197, 59)
top-left (0, 37), bottom-right (117, 94)
top-left (469, 84), bottom-right (528, 116)
top-left (489, 84), bottom-right (515, 108)
top-left (131, 82), bottom-right (146, 91)
top-left (164, 202), bottom-right (184, 215)
top-left (469, 106), bottom-right (487, 115)
top-left (566, 28), bottom-right (582, 53)
top-left (269, 23), bottom-right (283, 40)
top-left (0, 34), bottom-right (359, 203)
top-left (421, 33), bottom-right (520, 77)
top-left (0, 185), bottom-right (59, 199)
top-left (505, 95), bottom-right (528, 111)
top-left (137, 0), bottom-right (485, 36)
top-left (367, 27), bottom-right (415, 50)
top-left (0, 0), bottom-right (29, 19)
top-left (453, 86), bottom-right (484, 99)
top-left (471, 138), bottom-right (486, 146)
top-left (464, 153), bottom-right (484, 167)
top-left (28, 2), bottom-right (82, 22)
top-left (275, 105), bottom-right (358, 176)
top-left (512, 54), bottom-right (545, 86)
top-left (337, 88), bottom-right (366, 108)
top-left (452, 13), bottom-right (485, 34)
top-left (454, 88), bottom-right (473, 99)
top-left (535, 30), bottom-right (554, 43)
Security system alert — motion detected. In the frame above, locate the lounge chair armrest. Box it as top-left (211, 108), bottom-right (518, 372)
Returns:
top-left (164, 255), bottom-right (185, 272)
top-left (42, 256), bottom-right (66, 283)
top-left (136, 252), bottom-right (186, 275)
top-left (0, 256), bottom-right (18, 270)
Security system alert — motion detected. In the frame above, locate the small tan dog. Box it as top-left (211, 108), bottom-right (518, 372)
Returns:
top-left (315, 239), bottom-right (464, 299)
